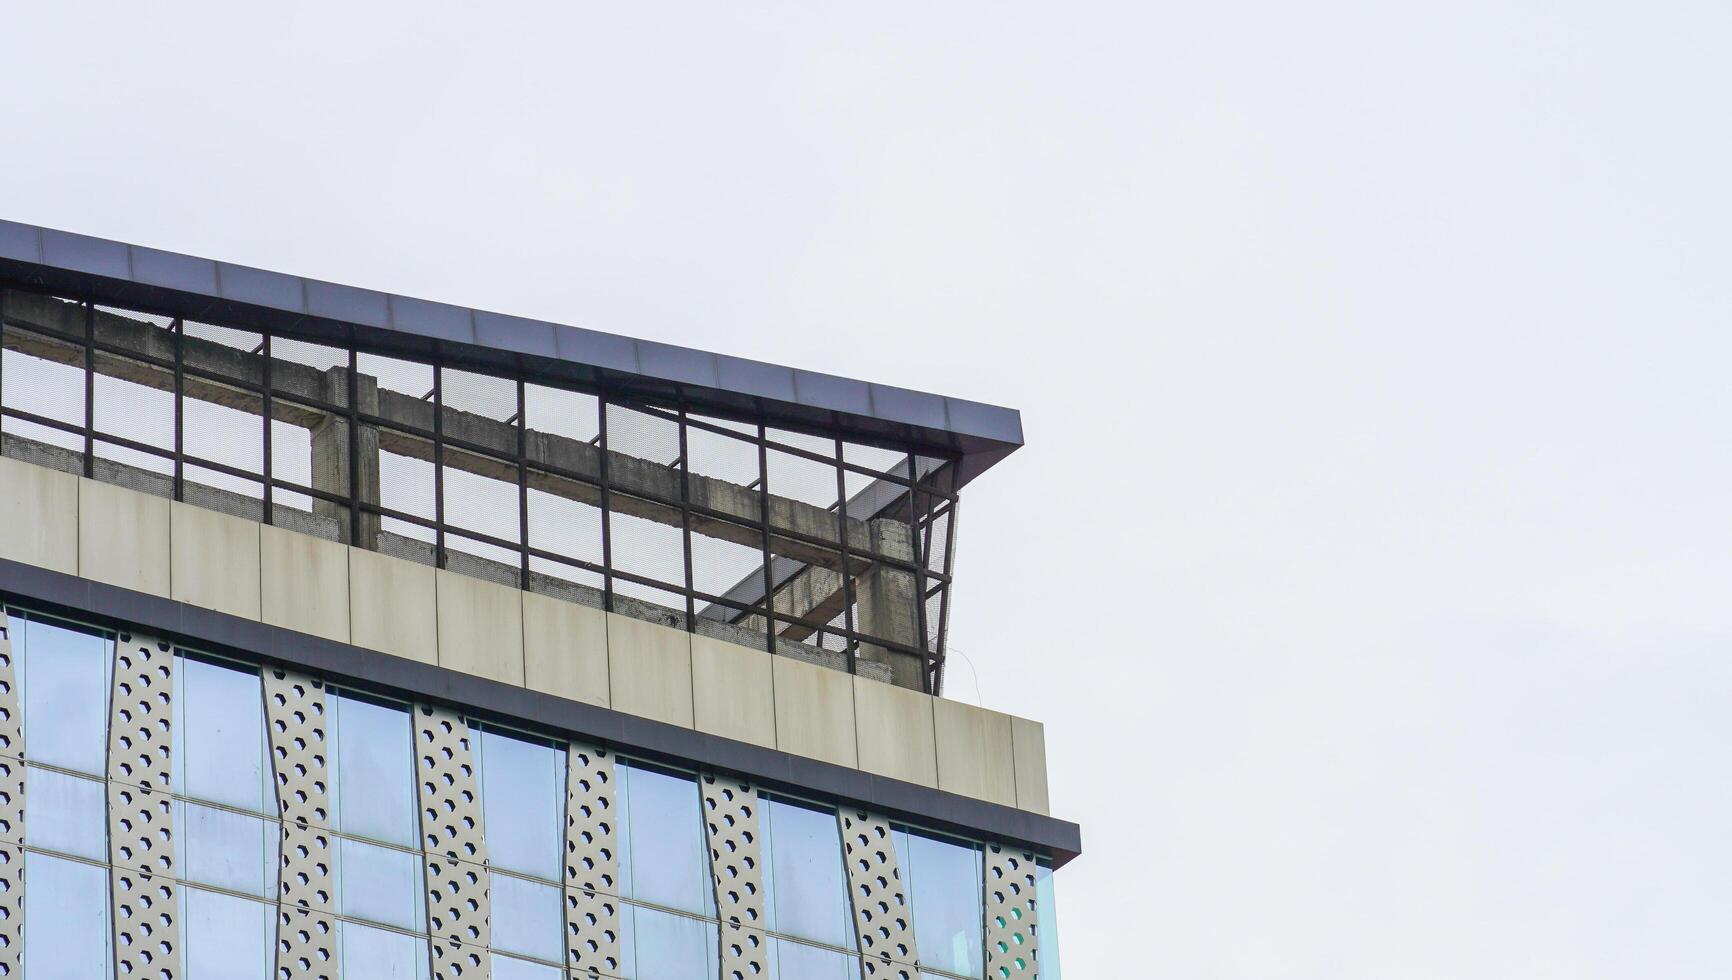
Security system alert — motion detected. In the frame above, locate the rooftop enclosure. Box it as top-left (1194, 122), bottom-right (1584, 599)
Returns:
top-left (0, 222), bottom-right (1024, 695)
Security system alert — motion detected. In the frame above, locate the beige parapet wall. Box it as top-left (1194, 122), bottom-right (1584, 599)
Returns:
top-left (0, 452), bottom-right (1051, 814)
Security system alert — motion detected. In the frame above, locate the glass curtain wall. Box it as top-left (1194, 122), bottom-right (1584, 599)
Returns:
top-left (8, 606), bottom-right (1045, 978)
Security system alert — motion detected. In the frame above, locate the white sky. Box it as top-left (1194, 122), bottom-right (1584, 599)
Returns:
top-left (5, 2), bottom-right (1731, 975)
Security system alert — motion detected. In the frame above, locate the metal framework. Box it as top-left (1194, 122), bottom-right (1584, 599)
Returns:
top-left (0, 287), bottom-right (962, 691)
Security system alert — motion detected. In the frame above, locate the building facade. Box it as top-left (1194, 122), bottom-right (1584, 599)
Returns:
top-left (0, 219), bottom-right (1078, 979)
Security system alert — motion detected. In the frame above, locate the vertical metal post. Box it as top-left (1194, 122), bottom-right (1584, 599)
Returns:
top-left (757, 424), bottom-right (776, 654)
top-left (432, 366), bottom-right (445, 568)
top-left (834, 439), bottom-right (858, 675)
top-left (172, 318), bottom-right (185, 501)
top-left (678, 407), bottom-right (695, 632)
top-left (261, 333), bottom-right (273, 522)
top-left (517, 379), bottom-right (530, 590)
top-left (597, 395), bottom-right (614, 612)
top-left (909, 455), bottom-right (931, 693)
top-left (347, 346), bottom-right (362, 548)
top-left (82, 303), bottom-right (93, 477)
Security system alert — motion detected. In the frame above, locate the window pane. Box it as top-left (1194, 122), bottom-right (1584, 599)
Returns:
top-left (491, 873), bottom-right (563, 962)
top-left (183, 887), bottom-right (273, 980)
top-left (619, 763), bottom-right (710, 915)
top-left (762, 798), bottom-right (852, 948)
top-left (624, 904), bottom-right (718, 980)
top-left (1035, 863), bottom-right (1062, 980)
top-left (773, 938), bottom-right (857, 980)
top-left (898, 829), bottom-right (984, 978)
top-left (491, 953), bottom-right (563, 980)
top-left (179, 801), bottom-right (276, 898)
top-left (25, 765), bottom-right (106, 859)
top-left (478, 728), bottom-right (562, 879)
top-left (342, 921), bottom-right (429, 979)
top-left (177, 654), bottom-right (269, 812)
top-left (332, 693), bottom-right (416, 846)
top-left (338, 836), bottom-right (423, 931)
top-left (18, 616), bottom-right (109, 775)
top-left (23, 852), bottom-right (110, 979)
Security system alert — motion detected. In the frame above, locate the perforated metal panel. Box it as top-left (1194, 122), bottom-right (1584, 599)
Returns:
top-left (0, 612), bottom-right (20, 853)
top-left (564, 743), bottom-right (617, 892)
top-left (113, 867), bottom-right (180, 980)
top-left (109, 632), bottom-right (175, 795)
top-left (264, 668), bottom-right (331, 827)
top-left (839, 809), bottom-right (919, 979)
top-left (417, 703), bottom-right (492, 974)
top-left (430, 938), bottom-right (489, 980)
top-left (701, 774), bottom-right (767, 979)
top-left (415, 705), bottom-right (488, 863)
top-left (565, 887), bottom-right (622, 978)
top-left (565, 741), bottom-right (621, 977)
top-left (426, 856), bottom-right (491, 947)
top-left (277, 905), bottom-right (338, 980)
top-left (984, 844), bottom-right (1040, 979)
top-left (108, 631), bottom-right (180, 979)
top-left (0, 841), bottom-right (19, 977)
top-left (279, 822), bottom-right (336, 911)
top-left (0, 613), bottom-right (20, 758)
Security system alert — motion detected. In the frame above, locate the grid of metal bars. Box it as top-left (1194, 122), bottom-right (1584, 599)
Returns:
top-left (0, 288), bottom-right (960, 692)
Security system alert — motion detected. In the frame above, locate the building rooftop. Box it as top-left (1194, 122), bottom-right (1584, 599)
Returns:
top-left (0, 218), bottom-right (1023, 488)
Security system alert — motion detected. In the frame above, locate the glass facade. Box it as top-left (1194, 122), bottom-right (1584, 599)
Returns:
top-left (4, 605), bottom-right (1062, 978)
top-left (0, 287), bottom-right (960, 692)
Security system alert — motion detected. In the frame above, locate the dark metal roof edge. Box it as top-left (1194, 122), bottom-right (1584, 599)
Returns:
top-left (0, 558), bottom-right (1080, 866)
top-left (0, 219), bottom-right (1024, 485)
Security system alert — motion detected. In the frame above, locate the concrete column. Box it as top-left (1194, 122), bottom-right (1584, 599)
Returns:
top-left (856, 518), bottom-right (923, 690)
top-left (312, 366), bottom-right (380, 549)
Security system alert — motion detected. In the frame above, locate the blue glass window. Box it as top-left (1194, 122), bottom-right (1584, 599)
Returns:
top-left (761, 797), bottom-right (852, 949)
top-left (773, 937), bottom-right (857, 979)
top-left (183, 886), bottom-right (273, 980)
top-left (331, 692), bottom-right (416, 846)
top-left (179, 801), bottom-right (277, 898)
top-left (338, 836), bottom-right (424, 930)
top-left (176, 654), bottom-right (269, 812)
top-left (491, 953), bottom-right (563, 980)
top-left (618, 762), bottom-right (711, 915)
top-left (17, 615), bottom-right (109, 775)
top-left (22, 851), bottom-right (109, 978)
top-left (897, 829), bottom-right (984, 978)
top-left (24, 765), bottom-right (106, 859)
top-left (489, 872), bottom-right (563, 963)
top-left (478, 727), bottom-right (563, 879)
top-left (342, 921), bottom-right (429, 979)
top-left (1035, 862), bottom-right (1062, 980)
top-left (621, 903), bottom-right (718, 979)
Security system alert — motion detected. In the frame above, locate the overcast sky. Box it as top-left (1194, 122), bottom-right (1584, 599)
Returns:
top-left (6, 2), bottom-right (1732, 975)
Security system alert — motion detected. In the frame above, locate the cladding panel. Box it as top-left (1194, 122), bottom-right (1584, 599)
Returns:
top-left (985, 844), bottom-right (1040, 979)
top-left (840, 809), bottom-right (919, 979)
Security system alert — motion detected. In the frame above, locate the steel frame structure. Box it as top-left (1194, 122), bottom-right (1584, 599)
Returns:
top-left (0, 289), bottom-right (961, 691)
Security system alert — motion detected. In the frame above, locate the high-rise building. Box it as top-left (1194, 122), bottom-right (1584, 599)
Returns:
top-left (0, 219), bottom-right (1079, 978)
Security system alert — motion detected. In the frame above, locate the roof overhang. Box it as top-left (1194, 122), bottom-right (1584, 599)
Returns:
top-left (0, 219), bottom-right (1022, 488)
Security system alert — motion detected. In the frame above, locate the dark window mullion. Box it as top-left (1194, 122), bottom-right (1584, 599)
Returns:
top-left (433, 367), bottom-right (445, 569)
top-left (834, 437), bottom-right (857, 675)
top-left (518, 380), bottom-right (530, 590)
top-left (172, 318), bottom-right (185, 501)
top-left (678, 407), bottom-right (696, 632)
top-left (909, 454), bottom-right (931, 693)
top-left (598, 395), bottom-right (614, 613)
top-left (82, 303), bottom-right (93, 478)
top-left (261, 335), bottom-right (273, 523)
top-left (757, 423), bottom-right (776, 654)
